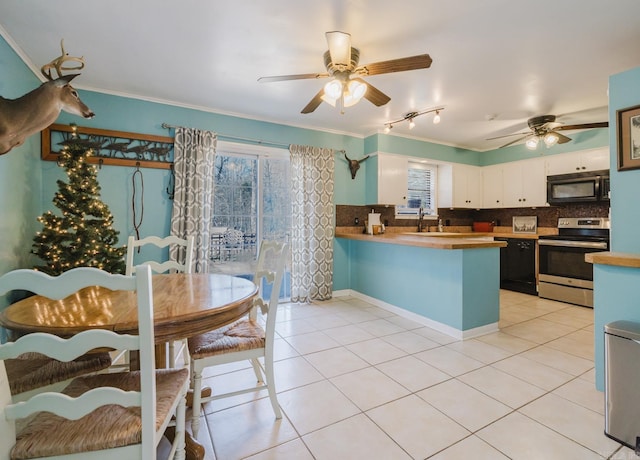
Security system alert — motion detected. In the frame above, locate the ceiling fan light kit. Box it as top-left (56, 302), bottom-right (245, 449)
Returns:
top-left (258, 31), bottom-right (432, 114)
top-left (525, 136), bottom-right (539, 150)
top-left (543, 131), bottom-right (560, 147)
top-left (384, 107), bottom-right (444, 133)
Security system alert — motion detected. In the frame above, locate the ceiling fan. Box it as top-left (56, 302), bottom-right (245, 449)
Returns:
top-left (487, 115), bottom-right (608, 149)
top-left (258, 31), bottom-right (432, 114)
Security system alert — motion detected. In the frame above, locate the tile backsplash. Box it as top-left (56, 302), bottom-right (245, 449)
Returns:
top-left (336, 202), bottom-right (609, 229)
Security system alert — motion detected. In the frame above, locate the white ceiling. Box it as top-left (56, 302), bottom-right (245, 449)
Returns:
top-left (2, 0), bottom-right (640, 151)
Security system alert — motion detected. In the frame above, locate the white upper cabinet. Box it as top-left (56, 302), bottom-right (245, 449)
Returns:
top-left (439, 163), bottom-right (482, 208)
top-left (482, 164), bottom-right (504, 208)
top-left (365, 147), bottom-right (608, 210)
top-left (367, 152), bottom-right (408, 205)
top-left (503, 157), bottom-right (547, 208)
top-left (546, 147), bottom-right (610, 176)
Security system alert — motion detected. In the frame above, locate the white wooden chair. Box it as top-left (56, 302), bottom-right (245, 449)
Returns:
top-left (1, 296), bottom-right (112, 404)
top-left (125, 235), bottom-right (194, 368)
top-left (5, 350), bottom-right (112, 404)
top-left (187, 241), bottom-right (288, 437)
top-left (0, 266), bottom-right (189, 460)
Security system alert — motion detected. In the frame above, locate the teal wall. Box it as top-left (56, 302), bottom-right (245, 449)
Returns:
top-left (0, 36), bottom-right (43, 308)
top-left (593, 65), bottom-right (640, 391)
top-left (365, 133), bottom-right (482, 165)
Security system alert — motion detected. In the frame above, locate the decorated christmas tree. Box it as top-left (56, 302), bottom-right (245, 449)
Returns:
top-left (32, 128), bottom-right (126, 275)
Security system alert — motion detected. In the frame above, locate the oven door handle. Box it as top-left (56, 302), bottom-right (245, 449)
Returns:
top-left (538, 239), bottom-right (608, 249)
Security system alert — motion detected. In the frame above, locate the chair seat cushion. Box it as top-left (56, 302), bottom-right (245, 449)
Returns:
top-left (10, 368), bottom-right (189, 460)
top-left (188, 319), bottom-right (265, 360)
top-left (5, 352), bottom-right (112, 395)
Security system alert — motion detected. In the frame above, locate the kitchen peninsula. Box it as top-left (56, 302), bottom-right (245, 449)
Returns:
top-left (335, 230), bottom-right (506, 339)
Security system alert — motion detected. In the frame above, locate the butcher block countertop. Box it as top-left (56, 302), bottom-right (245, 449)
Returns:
top-left (335, 231), bottom-right (507, 250)
top-left (586, 252), bottom-right (640, 268)
top-left (335, 226), bottom-right (555, 249)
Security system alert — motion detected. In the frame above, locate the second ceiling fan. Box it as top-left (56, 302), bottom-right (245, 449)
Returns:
top-left (258, 31), bottom-right (432, 114)
top-left (488, 115), bottom-right (608, 149)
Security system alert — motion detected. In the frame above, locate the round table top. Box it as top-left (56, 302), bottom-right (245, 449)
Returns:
top-left (0, 273), bottom-right (258, 343)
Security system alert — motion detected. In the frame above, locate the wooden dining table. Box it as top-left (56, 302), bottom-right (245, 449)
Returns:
top-left (0, 272), bottom-right (259, 460)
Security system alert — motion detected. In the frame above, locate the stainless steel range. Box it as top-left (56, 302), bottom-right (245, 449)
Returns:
top-left (538, 217), bottom-right (610, 307)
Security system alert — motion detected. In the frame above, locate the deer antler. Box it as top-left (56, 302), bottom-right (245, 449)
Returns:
top-left (41, 39), bottom-right (85, 81)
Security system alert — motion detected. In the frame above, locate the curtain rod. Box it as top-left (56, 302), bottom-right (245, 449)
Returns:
top-left (161, 123), bottom-right (290, 149)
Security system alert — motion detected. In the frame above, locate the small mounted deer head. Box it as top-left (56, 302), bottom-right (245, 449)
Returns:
top-left (0, 39), bottom-right (94, 156)
top-left (345, 153), bottom-right (370, 179)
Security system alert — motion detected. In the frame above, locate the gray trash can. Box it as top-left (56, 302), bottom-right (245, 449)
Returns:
top-left (605, 320), bottom-right (640, 451)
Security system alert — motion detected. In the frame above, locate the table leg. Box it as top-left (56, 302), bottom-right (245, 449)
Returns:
top-left (156, 343), bottom-right (167, 368)
top-left (128, 344), bottom-right (167, 370)
top-left (186, 387), bottom-right (212, 407)
top-left (165, 426), bottom-right (205, 460)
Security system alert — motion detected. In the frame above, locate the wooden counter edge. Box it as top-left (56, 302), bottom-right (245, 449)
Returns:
top-left (334, 227), bottom-right (545, 240)
top-left (335, 232), bottom-right (507, 249)
top-left (585, 251), bottom-right (640, 268)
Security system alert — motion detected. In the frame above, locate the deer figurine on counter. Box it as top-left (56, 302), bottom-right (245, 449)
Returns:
top-left (0, 40), bottom-right (95, 155)
top-left (345, 152), bottom-right (370, 179)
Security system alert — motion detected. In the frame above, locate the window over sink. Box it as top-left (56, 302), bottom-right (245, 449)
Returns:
top-left (396, 161), bottom-right (438, 218)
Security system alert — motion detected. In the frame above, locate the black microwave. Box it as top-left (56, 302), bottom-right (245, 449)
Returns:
top-left (547, 169), bottom-right (610, 205)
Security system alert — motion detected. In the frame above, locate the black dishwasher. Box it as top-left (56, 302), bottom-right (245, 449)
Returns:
top-left (495, 238), bottom-right (537, 296)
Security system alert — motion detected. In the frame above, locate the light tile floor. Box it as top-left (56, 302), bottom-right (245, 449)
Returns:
top-left (185, 290), bottom-right (639, 460)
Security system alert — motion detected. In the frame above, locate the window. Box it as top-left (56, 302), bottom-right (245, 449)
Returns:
top-left (396, 161), bottom-right (438, 218)
top-left (210, 142), bottom-right (291, 286)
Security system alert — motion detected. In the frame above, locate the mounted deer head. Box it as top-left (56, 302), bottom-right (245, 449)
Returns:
top-left (345, 153), bottom-right (370, 179)
top-left (0, 40), bottom-right (94, 156)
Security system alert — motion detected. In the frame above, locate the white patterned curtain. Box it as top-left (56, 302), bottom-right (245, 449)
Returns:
top-left (289, 144), bottom-right (335, 302)
top-left (170, 127), bottom-right (216, 273)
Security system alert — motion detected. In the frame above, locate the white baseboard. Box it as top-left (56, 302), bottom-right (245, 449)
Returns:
top-left (333, 289), bottom-right (498, 341)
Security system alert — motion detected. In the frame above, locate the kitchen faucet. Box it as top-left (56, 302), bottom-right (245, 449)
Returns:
top-left (417, 207), bottom-right (424, 232)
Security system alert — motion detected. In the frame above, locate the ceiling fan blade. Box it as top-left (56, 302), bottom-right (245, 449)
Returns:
top-left (486, 131), bottom-right (530, 141)
top-left (356, 79), bottom-right (391, 106)
top-left (499, 135), bottom-right (529, 149)
top-left (556, 132), bottom-right (572, 144)
top-left (555, 122), bottom-right (609, 131)
top-left (357, 54), bottom-right (432, 76)
top-left (325, 31), bottom-right (351, 66)
top-left (301, 89), bottom-right (325, 114)
top-left (258, 73), bottom-right (329, 83)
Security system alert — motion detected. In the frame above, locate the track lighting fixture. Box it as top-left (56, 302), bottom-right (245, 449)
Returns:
top-left (383, 107), bottom-right (444, 132)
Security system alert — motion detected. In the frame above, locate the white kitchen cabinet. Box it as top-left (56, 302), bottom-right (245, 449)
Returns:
top-left (439, 163), bottom-right (482, 208)
top-left (366, 152), bottom-right (408, 205)
top-left (482, 164), bottom-right (504, 208)
top-left (546, 147), bottom-right (610, 175)
top-left (503, 157), bottom-right (547, 207)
